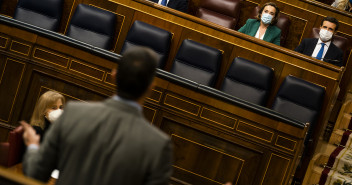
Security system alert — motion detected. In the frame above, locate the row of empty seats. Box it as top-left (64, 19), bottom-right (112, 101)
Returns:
top-left (125, 21), bottom-right (325, 135)
top-left (12, 0), bottom-right (350, 66)
top-left (122, 20), bottom-right (325, 123)
top-left (14, 0), bottom-right (116, 50)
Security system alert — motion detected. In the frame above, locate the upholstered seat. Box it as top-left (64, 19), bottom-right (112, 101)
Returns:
top-left (220, 57), bottom-right (274, 106)
top-left (170, 39), bottom-right (222, 87)
top-left (0, 126), bottom-right (25, 167)
top-left (272, 76), bottom-right (325, 144)
top-left (14, 0), bottom-right (63, 31)
top-left (311, 27), bottom-right (351, 66)
top-left (121, 21), bottom-right (172, 68)
top-left (250, 6), bottom-right (291, 46)
top-left (66, 4), bottom-right (116, 50)
top-left (195, 0), bottom-right (241, 29)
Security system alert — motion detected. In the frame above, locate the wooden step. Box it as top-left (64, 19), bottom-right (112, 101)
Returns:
top-left (329, 129), bottom-right (346, 146)
top-left (333, 113), bottom-right (351, 131)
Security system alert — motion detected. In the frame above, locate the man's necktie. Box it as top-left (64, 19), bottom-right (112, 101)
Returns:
top-left (316, 43), bottom-right (325, 60)
top-left (161, 0), bottom-right (167, 6)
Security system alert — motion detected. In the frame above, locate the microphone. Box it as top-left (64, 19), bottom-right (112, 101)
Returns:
top-left (318, 58), bottom-right (342, 66)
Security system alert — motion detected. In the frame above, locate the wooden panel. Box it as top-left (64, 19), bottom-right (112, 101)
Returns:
top-left (200, 107), bottom-right (237, 129)
top-left (69, 60), bottom-right (105, 81)
top-left (33, 48), bottom-right (69, 68)
top-left (164, 94), bottom-right (201, 116)
top-left (143, 105), bottom-right (157, 124)
top-left (10, 40), bottom-right (31, 56)
top-left (161, 116), bottom-right (264, 185)
top-left (104, 72), bottom-right (115, 85)
top-left (0, 35), bottom-right (8, 49)
top-left (261, 153), bottom-right (290, 185)
top-left (172, 134), bottom-right (244, 185)
top-left (147, 88), bottom-right (163, 103)
top-left (280, 12), bottom-right (308, 50)
top-left (236, 120), bottom-right (274, 143)
top-left (0, 58), bottom-right (25, 123)
top-left (275, 135), bottom-right (297, 151)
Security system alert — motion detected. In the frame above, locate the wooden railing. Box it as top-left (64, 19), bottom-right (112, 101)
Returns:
top-left (0, 166), bottom-right (45, 185)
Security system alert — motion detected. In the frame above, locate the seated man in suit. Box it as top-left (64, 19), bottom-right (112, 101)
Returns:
top-left (21, 47), bottom-right (172, 185)
top-left (148, 0), bottom-right (188, 13)
top-left (295, 16), bottom-right (343, 67)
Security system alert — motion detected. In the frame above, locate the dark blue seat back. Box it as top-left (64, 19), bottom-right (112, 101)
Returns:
top-left (272, 76), bottom-right (325, 124)
top-left (121, 21), bottom-right (172, 68)
top-left (272, 76), bottom-right (325, 144)
top-left (221, 57), bottom-right (274, 106)
top-left (66, 4), bottom-right (116, 50)
top-left (170, 39), bottom-right (222, 87)
top-left (14, 0), bottom-right (63, 31)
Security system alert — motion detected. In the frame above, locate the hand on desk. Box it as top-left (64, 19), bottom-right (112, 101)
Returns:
top-left (20, 121), bottom-right (40, 146)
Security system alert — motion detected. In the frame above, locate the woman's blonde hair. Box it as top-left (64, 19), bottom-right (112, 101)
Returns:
top-left (30, 91), bottom-right (65, 129)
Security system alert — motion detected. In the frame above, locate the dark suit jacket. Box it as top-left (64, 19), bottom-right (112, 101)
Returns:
top-left (149, 0), bottom-right (188, 13)
top-left (295, 38), bottom-right (343, 67)
top-left (238, 19), bottom-right (281, 46)
top-left (23, 98), bottom-right (172, 185)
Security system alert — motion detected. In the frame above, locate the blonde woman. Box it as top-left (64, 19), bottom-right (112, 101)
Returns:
top-left (30, 90), bottom-right (65, 141)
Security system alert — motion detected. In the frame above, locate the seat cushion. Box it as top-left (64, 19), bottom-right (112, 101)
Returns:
top-left (121, 21), bottom-right (172, 68)
top-left (197, 8), bottom-right (237, 29)
top-left (171, 39), bottom-right (222, 86)
top-left (14, 0), bottom-right (63, 31)
top-left (222, 78), bottom-right (268, 105)
top-left (221, 57), bottom-right (273, 105)
top-left (196, 0), bottom-right (241, 29)
top-left (66, 4), bottom-right (116, 50)
top-left (272, 97), bottom-right (318, 124)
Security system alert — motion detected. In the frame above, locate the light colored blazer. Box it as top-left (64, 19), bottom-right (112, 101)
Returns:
top-left (238, 19), bottom-right (281, 46)
top-left (23, 98), bottom-right (172, 185)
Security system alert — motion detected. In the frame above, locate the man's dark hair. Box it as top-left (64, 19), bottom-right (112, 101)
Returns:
top-left (256, 2), bottom-right (280, 25)
top-left (321, 17), bottom-right (339, 31)
top-left (116, 47), bottom-right (157, 100)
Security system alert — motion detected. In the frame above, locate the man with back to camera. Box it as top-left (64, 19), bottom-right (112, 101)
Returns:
top-left (295, 16), bottom-right (343, 67)
top-left (148, 0), bottom-right (188, 13)
top-left (21, 47), bottom-right (173, 185)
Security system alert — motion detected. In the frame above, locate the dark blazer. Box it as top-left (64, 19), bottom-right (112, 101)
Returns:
top-left (149, 0), bottom-right (188, 13)
top-left (23, 98), bottom-right (172, 185)
top-left (238, 19), bottom-right (281, 46)
top-left (32, 118), bottom-right (51, 142)
top-left (295, 38), bottom-right (343, 67)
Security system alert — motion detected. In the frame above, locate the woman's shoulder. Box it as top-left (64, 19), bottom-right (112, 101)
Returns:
top-left (246, 19), bottom-right (259, 24)
top-left (270, 25), bottom-right (281, 33)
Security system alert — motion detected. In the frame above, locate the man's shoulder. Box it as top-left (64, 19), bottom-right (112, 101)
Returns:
top-left (302, 38), bottom-right (318, 43)
top-left (330, 42), bottom-right (343, 53)
top-left (64, 100), bottom-right (106, 115)
top-left (140, 120), bottom-right (170, 142)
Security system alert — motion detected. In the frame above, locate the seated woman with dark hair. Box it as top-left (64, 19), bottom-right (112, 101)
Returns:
top-left (238, 2), bottom-right (281, 46)
top-left (30, 90), bottom-right (65, 142)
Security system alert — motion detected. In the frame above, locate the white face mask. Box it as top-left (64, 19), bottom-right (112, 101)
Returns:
top-left (319, 29), bottom-right (333, 42)
top-left (261, 13), bottom-right (273, 25)
top-left (47, 109), bottom-right (63, 123)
